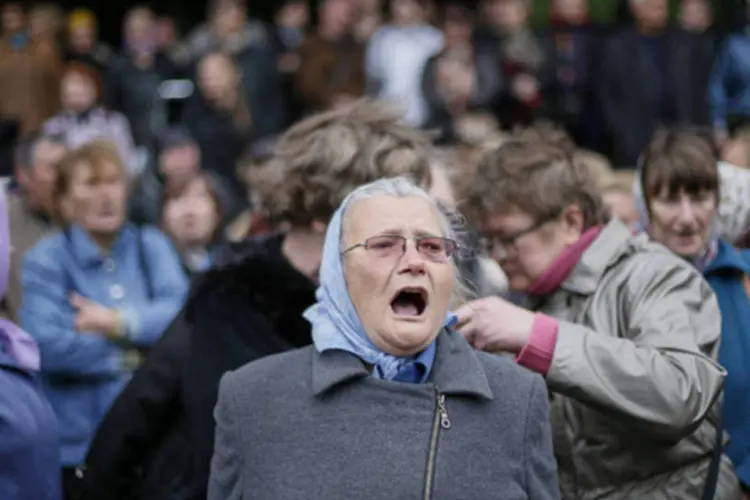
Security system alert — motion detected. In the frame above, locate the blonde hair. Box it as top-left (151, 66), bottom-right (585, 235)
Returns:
top-left (250, 100), bottom-right (433, 227)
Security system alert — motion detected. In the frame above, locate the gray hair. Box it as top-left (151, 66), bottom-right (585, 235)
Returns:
top-left (14, 133), bottom-right (65, 171)
top-left (342, 176), bottom-right (472, 307)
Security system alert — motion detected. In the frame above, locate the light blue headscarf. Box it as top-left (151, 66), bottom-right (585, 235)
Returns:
top-left (303, 189), bottom-right (457, 381)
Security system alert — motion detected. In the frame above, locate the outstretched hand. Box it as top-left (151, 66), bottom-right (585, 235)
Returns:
top-left (454, 296), bottom-right (535, 354)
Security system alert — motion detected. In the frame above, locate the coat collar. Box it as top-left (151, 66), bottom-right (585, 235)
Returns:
top-left (559, 219), bottom-right (638, 295)
top-left (311, 328), bottom-right (494, 400)
top-left (66, 223), bottom-right (137, 268)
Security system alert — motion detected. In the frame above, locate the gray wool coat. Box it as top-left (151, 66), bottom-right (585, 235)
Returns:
top-left (207, 329), bottom-right (560, 500)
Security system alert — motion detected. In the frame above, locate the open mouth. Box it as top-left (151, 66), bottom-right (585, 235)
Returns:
top-left (390, 286), bottom-right (428, 318)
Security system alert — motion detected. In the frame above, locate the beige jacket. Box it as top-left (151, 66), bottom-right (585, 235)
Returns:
top-left (529, 220), bottom-right (741, 500)
top-left (2, 193), bottom-right (55, 321)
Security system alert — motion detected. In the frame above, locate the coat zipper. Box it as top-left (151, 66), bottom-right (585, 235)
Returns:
top-left (423, 387), bottom-right (451, 500)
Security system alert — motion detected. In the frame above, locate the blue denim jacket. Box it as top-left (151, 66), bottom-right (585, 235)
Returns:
top-left (19, 223), bottom-right (188, 466)
top-left (709, 34), bottom-right (750, 130)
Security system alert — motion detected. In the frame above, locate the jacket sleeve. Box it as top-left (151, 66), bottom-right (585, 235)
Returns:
top-left (545, 253), bottom-right (725, 441)
top-left (708, 39), bottom-right (732, 131)
top-left (119, 227), bottom-right (188, 348)
top-left (207, 372), bottom-right (244, 500)
top-left (20, 244), bottom-right (120, 377)
top-left (82, 313), bottom-right (190, 500)
top-left (524, 376), bottom-right (560, 500)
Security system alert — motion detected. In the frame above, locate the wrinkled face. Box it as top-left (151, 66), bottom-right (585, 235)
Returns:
top-left (68, 24), bottom-right (95, 53)
top-left (553, 0), bottom-right (587, 22)
top-left (61, 72), bottom-right (97, 112)
top-left (648, 187), bottom-right (717, 260)
top-left (198, 54), bottom-right (237, 102)
top-left (20, 140), bottom-right (65, 211)
top-left (164, 178), bottom-right (220, 247)
top-left (482, 207), bottom-right (582, 292)
top-left (159, 144), bottom-right (200, 187)
top-left (343, 196), bottom-right (454, 356)
top-left (603, 190), bottom-right (638, 229)
top-left (62, 160), bottom-right (127, 235)
top-left (629, 0), bottom-right (668, 30)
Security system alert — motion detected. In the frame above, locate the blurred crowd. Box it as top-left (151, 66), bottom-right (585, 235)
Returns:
top-left (4, 0), bottom-right (750, 498)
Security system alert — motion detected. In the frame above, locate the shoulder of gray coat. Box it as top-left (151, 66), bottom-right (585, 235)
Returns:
top-left (473, 350), bottom-right (546, 396)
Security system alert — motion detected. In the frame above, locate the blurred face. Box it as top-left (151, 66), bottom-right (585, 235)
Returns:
top-left (391, 0), bottom-right (423, 24)
top-left (61, 72), bottom-right (97, 112)
top-left (125, 9), bottom-right (155, 45)
top-left (29, 8), bottom-right (56, 38)
top-left (444, 19), bottom-right (472, 47)
top-left (277, 2), bottom-right (309, 29)
top-left (19, 140), bottom-right (65, 212)
top-left (648, 188), bottom-right (717, 260)
top-left (482, 206), bottom-right (583, 292)
top-left (603, 190), bottom-right (638, 229)
top-left (159, 144), bottom-right (200, 187)
top-left (680, 0), bottom-right (711, 32)
top-left (2, 5), bottom-right (24, 34)
top-left (62, 160), bottom-right (127, 236)
top-left (321, 0), bottom-right (355, 33)
top-left (343, 196), bottom-right (455, 356)
top-left (629, 0), bottom-right (668, 31)
top-left (428, 166), bottom-right (457, 210)
top-left (164, 178), bottom-right (220, 247)
top-left (155, 17), bottom-right (177, 48)
top-left (68, 24), bottom-right (95, 53)
top-left (553, 0), bottom-right (588, 23)
top-left (486, 0), bottom-right (528, 31)
top-left (198, 55), bottom-right (237, 103)
top-left (213, 3), bottom-right (245, 35)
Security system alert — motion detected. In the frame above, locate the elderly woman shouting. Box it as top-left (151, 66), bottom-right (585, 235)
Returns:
top-left (208, 177), bottom-right (560, 500)
top-left (456, 135), bottom-right (740, 499)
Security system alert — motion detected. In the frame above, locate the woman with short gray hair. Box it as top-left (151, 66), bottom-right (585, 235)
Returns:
top-left (208, 177), bottom-right (560, 500)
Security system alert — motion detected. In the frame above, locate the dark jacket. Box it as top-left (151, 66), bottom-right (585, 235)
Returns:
top-left (208, 328), bottom-right (560, 499)
top-left (597, 25), bottom-right (716, 166)
top-left (81, 233), bottom-right (315, 500)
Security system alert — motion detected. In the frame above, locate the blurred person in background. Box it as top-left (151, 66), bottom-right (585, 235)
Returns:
top-left (477, 0), bottom-right (549, 129)
top-left (541, 0), bottom-right (603, 150)
top-left (20, 140), bottom-right (188, 500)
top-left (296, 0), bottom-right (366, 112)
top-left (106, 6), bottom-right (181, 150)
top-left (636, 129), bottom-right (750, 499)
top-left (422, 2), bottom-right (502, 143)
top-left (354, 0), bottom-right (384, 42)
top-left (183, 52), bottom-right (270, 219)
top-left (2, 134), bottom-right (66, 322)
top-left (457, 133), bottom-right (739, 499)
top-left (709, 2), bottom-right (750, 149)
top-left (29, 2), bottom-right (64, 57)
top-left (0, 2), bottom-right (61, 139)
top-left (161, 172), bottom-right (226, 275)
top-left (598, 0), bottom-right (713, 166)
top-left (63, 9), bottom-right (113, 75)
top-left (270, 0), bottom-right (310, 122)
top-left (154, 14), bottom-right (189, 67)
top-left (43, 63), bottom-right (136, 175)
top-left (602, 182), bottom-right (638, 229)
top-left (183, 0), bottom-right (268, 63)
top-left (81, 101), bottom-right (433, 500)
top-left (366, 0), bottom-right (443, 126)
top-left (0, 190), bottom-right (61, 500)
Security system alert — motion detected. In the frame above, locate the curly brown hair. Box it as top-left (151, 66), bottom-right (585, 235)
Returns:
top-left (465, 129), bottom-right (606, 229)
top-left (249, 99), bottom-right (434, 227)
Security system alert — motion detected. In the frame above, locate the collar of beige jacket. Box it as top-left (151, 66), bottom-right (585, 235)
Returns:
top-left (560, 219), bottom-right (637, 296)
top-left (311, 328), bottom-right (494, 400)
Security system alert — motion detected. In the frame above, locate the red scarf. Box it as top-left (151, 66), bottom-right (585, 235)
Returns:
top-left (526, 225), bottom-right (603, 296)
